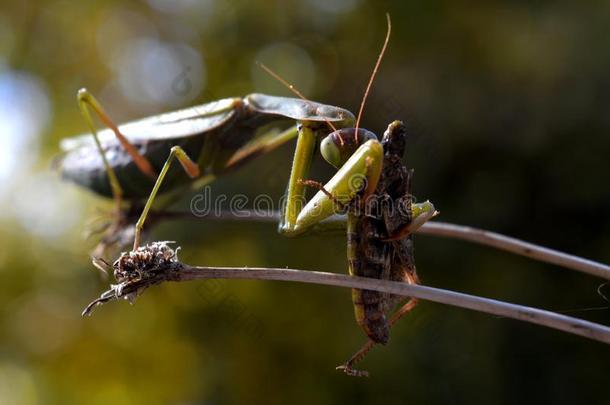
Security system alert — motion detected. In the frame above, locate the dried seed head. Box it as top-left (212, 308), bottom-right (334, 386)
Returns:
top-left (83, 241), bottom-right (182, 316)
top-left (113, 241), bottom-right (180, 283)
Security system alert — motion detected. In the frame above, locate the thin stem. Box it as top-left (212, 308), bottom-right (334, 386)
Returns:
top-left (175, 265), bottom-right (610, 345)
top-left (151, 209), bottom-right (610, 280)
top-left (417, 222), bottom-right (610, 280)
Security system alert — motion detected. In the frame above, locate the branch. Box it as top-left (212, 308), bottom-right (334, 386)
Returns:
top-left (83, 242), bottom-right (610, 346)
top-left (417, 222), bottom-right (610, 280)
top-left (179, 266), bottom-right (610, 345)
top-left (159, 210), bottom-right (610, 280)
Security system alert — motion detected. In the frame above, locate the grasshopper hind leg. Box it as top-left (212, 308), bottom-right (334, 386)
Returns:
top-left (337, 272), bottom-right (419, 377)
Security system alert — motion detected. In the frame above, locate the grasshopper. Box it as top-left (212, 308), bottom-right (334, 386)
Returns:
top-left (334, 120), bottom-right (435, 377)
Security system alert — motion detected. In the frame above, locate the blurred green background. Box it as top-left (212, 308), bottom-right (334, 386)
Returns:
top-left (1, 0), bottom-right (609, 403)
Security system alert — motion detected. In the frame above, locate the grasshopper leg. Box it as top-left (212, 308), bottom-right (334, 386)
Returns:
top-left (133, 146), bottom-right (200, 249)
top-left (337, 272), bottom-right (419, 377)
top-left (383, 201), bottom-right (439, 241)
top-left (297, 179), bottom-right (347, 211)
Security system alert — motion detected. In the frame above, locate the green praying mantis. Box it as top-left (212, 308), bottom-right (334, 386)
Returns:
top-left (58, 17), bottom-right (437, 250)
top-left (58, 14), bottom-right (438, 375)
top-left (59, 90), bottom-right (353, 255)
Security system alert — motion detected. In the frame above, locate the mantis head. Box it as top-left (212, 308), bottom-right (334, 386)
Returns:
top-left (320, 128), bottom-right (378, 169)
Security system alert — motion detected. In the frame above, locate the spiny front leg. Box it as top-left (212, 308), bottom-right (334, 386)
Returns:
top-left (279, 122), bottom-right (319, 235)
top-left (279, 124), bottom-right (384, 236)
top-left (291, 139), bottom-right (384, 233)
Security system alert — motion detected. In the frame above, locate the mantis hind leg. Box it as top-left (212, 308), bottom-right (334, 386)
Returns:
top-left (133, 146), bottom-right (200, 250)
top-left (77, 89), bottom-right (157, 209)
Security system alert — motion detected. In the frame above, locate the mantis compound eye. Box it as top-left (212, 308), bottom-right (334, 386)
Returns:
top-left (320, 128), bottom-right (378, 168)
top-left (320, 135), bottom-right (342, 168)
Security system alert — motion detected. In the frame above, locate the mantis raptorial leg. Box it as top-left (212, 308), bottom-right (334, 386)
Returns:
top-left (279, 122), bottom-right (319, 234)
top-left (279, 126), bottom-right (385, 235)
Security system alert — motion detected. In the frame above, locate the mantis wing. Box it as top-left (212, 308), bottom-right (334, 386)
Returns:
top-left (60, 97), bottom-right (241, 151)
top-left (245, 93), bottom-right (355, 126)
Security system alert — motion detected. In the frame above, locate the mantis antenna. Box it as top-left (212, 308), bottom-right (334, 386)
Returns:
top-left (256, 61), bottom-right (339, 134)
top-left (354, 13), bottom-right (392, 140)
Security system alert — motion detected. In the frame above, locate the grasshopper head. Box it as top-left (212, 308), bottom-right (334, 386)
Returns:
top-left (381, 120), bottom-right (407, 158)
top-left (320, 128), bottom-right (378, 168)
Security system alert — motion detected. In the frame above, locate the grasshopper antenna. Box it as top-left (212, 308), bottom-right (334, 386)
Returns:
top-left (354, 13), bottom-right (392, 140)
top-left (256, 61), bottom-right (338, 133)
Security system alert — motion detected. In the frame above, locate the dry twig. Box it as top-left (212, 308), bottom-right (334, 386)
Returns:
top-left (156, 210), bottom-right (610, 280)
top-left (83, 242), bottom-right (610, 346)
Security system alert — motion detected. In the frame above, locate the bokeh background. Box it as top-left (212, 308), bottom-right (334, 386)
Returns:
top-left (1, 0), bottom-right (610, 403)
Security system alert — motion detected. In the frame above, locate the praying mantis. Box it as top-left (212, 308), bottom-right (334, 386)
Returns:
top-left (59, 14), bottom-right (438, 376)
top-left (55, 16), bottom-right (437, 375)
top-left (58, 91), bottom-right (354, 254)
top-left (57, 47), bottom-right (437, 256)
top-left (59, 92), bottom-right (437, 376)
